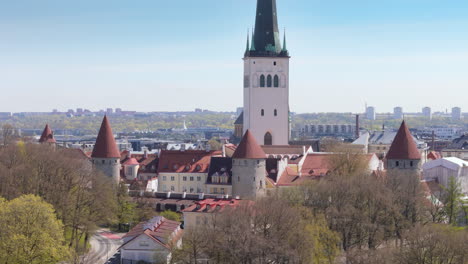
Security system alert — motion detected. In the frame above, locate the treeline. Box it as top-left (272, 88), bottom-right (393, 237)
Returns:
top-left (0, 143), bottom-right (118, 262)
top-left (174, 153), bottom-right (468, 264)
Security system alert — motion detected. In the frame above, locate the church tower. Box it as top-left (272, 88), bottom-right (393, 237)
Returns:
top-left (243, 0), bottom-right (290, 146)
top-left (91, 116), bottom-right (121, 183)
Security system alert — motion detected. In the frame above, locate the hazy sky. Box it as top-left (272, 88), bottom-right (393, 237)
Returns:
top-left (1, 0), bottom-right (468, 113)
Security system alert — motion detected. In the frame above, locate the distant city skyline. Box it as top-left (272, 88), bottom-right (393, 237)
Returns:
top-left (1, 0), bottom-right (468, 113)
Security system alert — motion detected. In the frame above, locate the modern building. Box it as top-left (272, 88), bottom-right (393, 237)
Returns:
top-left (385, 121), bottom-right (422, 171)
top-left (91, 116), bottom-right (121, 183)
top-left (301, 124), bottom-right (355, 138)
top-left (242, 0), bottom-right (290, 145)
top-left (366, 106), bottom-right (376, 120)
top-left (422, 107), bottom-right (432, 120)
top-left (393, 107), bottom-right (403, 119)
top-left (452, 107), bottom-right (462, 121)
top-left (422, 157), bottom-right (468, 195)
top-left (441, 134), bottom-right (468, 161)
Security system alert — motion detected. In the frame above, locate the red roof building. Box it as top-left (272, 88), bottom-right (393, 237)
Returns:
top-left (120, 216), bottom-right (182, 262)
top-left (38, 124), bottom-right (56, 144)
top-left (386, 121), bottom-right (421, 160)
top-left (232, 130), bottom-right (266, 159)
top-left (91, 116), bottom-right (121, 158)
top-left (158, 150), bottom-right (221, 173)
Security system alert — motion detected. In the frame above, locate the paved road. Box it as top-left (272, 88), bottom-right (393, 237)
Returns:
top-left (81, 229), bottom-right (124, 264)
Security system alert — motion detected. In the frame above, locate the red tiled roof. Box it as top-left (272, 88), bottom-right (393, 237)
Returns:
top-left (158, 150), bottom-right (221, 173)
top-left (427, 151), bottom-right (442, 160)
top-left (124, 158), bottom-right (139, 166)
top-left (39, 124), bottom-right (56, 143)
top-left (182, 198), bottom-right (248, 213)
top-left (122, 216), bottom-right (182, 249)
top-left (386, 121), bottom-right (421, 160)
top-left (232, 130), bottom-right (266, 159)
top-left (91, 116), bottom-right (121, 158)
top-left (300, 153), bottom-right (331, 176)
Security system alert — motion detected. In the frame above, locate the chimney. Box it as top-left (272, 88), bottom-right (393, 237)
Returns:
top-left (144, 149), bottom-right (148, 159)
top-left (355, 114), bottom-right (360, 139)
top-left (180, 144), bottom-right (186, 152)
top-left (382, 123), bottom-right (385, 131)
top-left (432, 130), bottom-right (435, 151)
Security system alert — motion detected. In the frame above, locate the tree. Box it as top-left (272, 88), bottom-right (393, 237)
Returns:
top-left (160, 210), bottom-right (181, 222)
top-left (441, 177), bottom-right (463, 225)
top-left (207, 138), bottom-right (222, 151)
top-left (0, 143), bottom-right (118, 258)
top-left (173, 197), bottom-right (333, 264)
top-left (0, 195), bottom-right (70, 264)
top-left (394, 224), bottom-right (468, 264)
top-left (116, 183), bottom-right (137, 231)
top-left (1, 124), bottom-right (14, 146)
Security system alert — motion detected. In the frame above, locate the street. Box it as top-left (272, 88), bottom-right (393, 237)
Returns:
top-left (81, 229), bottom-right (125, 264)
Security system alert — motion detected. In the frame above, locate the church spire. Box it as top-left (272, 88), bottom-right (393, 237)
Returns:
top-left (282, 29), bottom-right (287, 52)
top-left (247, 0), bottom-right (285, 57)
top-left (250, 29), bottom-right (256, 51)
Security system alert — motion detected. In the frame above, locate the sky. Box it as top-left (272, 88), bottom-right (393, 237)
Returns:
top-left (1, 0), bottom-right (468, 114)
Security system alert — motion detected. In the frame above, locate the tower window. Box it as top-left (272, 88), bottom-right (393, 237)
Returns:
top-left (396, 161), bottom-right (400, 167)
top-left (260, 75), bottom-right (265, 87)
top-left (274, 109), bottom-right (277, 116)
top-left (261, 109), bottom-right (264, 116)
top-left (264, 132), bottom-right (273, 145)
top-left (273, 61), bottom-right (276, 66)
top-left (267, 75), bottom-right (272, 87)
top-left (410, 161), bottom-right (414, 167)
top-left (274, 75), bottom-right (279, 87)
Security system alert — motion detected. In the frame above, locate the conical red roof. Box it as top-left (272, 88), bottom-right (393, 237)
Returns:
top-left (386, 121), bottom-right (420, 160)
top-left (232, 130), bottom-right (266, 159)
top-left (91, 116), bottom-right (120, 158)
top-left (39, 124), bottom-right (56, 143)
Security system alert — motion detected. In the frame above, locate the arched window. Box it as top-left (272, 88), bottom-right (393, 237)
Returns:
top-left (264, 132), bottom-right (273, 145)
top-left (274, 75), bottom-right (279, 87)
top-left (274, 109), bottom-right (277, 116)
top-left (261, 109), bottom-right (264, 116)
top-left (267, 75), bottom-right (272, 87)
top-left (260, 75), bottom-right (265, 87)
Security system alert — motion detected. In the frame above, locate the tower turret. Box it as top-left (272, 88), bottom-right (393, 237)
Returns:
top-left (38, 124), bottom-right (56, 144)
top-left (232, 130), bottom-right (267, 199)
top-left (91, 116), bottom-right (121, 183)
top-left (386, 121), bottom-right (421, 171)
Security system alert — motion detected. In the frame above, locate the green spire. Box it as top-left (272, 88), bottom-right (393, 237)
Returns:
top-left (282, 29), bottom-right (287, 52)
top-left (250, 29), bottom-right (256, 51)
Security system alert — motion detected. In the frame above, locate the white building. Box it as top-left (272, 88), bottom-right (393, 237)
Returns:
top-left (366, 106), bottom-right (376, 120)
top-left (393, 107), bottom-right (403, 119)
top-left (452, 107), bottom-right (462, 121)
top-left (242, 1), bottom-right (290, 145)
top-left (120, 216), bottom-right (182, 264)
top-left (422, 157), bottom-right (468, 195)
top-left (422, 107), bottom-right (432, 120)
